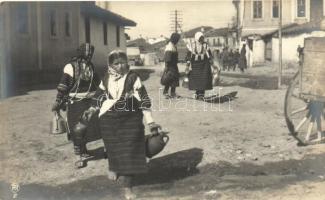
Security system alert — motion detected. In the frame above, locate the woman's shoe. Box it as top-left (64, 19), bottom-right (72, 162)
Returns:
top-left (163, 93), bottom-right (171, 99)
top-left (124, 187), bottom-right (136, 200)
top-left (170, 93), bottom-right (181, 99)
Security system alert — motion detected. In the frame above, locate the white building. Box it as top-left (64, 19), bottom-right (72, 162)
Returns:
top-left (238, 0), bottom-right (325, 67)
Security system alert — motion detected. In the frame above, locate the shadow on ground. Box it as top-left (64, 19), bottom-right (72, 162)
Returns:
top-left (2, 150), bottom-right (325, 199)
top-left (219, 73), bottom-right (294, 90)
top-left (0, 148), bottom-right (203, 200)
top-left (178, 71), bottom-right (294, 90)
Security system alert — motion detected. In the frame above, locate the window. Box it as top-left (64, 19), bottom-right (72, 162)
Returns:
top-left (116, 26), bottom-right (120, 47)
top-left (213, 38), bottom-right (216, 46)
top-left (16, 3), bottom-right (29, 34)
top-left (103, 22), bottom-right (107, 45)
top-left (297, 0), bottom-right (306, 17)
top-left (50, 10), bottom-right (57, 37)
top-left (65, 12), bottom-right (71, 37)
top-left (272, 0), bottom-right (279, 18)
top-left (253, 0), bottom-right (263, 19)
top-left (217, 38), bottom-right (221, 46)
top-left (85, 17), bottom-right (90, 43)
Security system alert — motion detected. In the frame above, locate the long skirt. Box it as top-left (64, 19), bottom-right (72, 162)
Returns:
top-left (188, 59), bottom-right (213, 91)
top-left (67, 98), bottom-right (101, 144)
top-left (99, 111), bottom-right (147, 175)
top-left (239, 56), bottom-right (247, 70)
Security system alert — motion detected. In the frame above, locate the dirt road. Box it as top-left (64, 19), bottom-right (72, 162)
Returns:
top-left (1, 64), bottom-right (325, 200)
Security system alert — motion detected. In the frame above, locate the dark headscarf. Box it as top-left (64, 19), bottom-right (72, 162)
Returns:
top-left (170, 33), bottom-right (181, 45)
top-left (76, 43), bottom-right (95, 62)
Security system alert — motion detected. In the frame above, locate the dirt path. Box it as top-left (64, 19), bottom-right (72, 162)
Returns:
top-left (1, 65), bottom-right (325, 200)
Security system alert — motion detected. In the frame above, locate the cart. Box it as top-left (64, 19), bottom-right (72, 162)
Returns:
top-left (284, 37), bottom-right (325, 145)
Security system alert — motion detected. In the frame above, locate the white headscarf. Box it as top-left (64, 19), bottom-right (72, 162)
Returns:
top-left (194, 31), bottom-right (204, 42)
top-left (186, 31), bottom-right (210, 61)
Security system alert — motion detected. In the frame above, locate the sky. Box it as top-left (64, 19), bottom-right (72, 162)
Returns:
top-left (108, 1), bottom-right (236, 40)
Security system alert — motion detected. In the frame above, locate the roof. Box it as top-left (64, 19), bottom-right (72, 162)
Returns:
top-left (127, 38), bottom-right (154, 53)
top-left (258, 22), bottom-right (322, 39)
top-left (80, 2), bottom-right (136, 27)
top-left (205, 27), bottom-right (234, 37)
top-left (270, 22), bottom-right (321, 37)
top-left (183, 26), bottom-right (213, 38)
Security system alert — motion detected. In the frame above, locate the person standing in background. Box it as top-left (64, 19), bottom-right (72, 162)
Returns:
top-left (161, 33), bottom-right (181, 99)
top-left (234, 49), bottom-right (240, 71)
top-left (185, 32), bottom-right (213, 100)
top-left (239, 44), bottom-right (247, 72)
top-left (221, 47), bottom-right (229, 71)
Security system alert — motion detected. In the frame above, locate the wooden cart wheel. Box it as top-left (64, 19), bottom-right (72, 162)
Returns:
top-left (284, 72), bottom-right (325, 145)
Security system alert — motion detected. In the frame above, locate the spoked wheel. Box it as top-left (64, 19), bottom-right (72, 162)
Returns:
top-left (284, 72), bottom-right (325, 145)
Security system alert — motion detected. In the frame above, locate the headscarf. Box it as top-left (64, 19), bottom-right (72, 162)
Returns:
top-left (107, 50), bottom-right (130, 78)
top-left (194, 32), bottom-right (204, 42)
top-left (187, 31), bottom-right (210, 61)
top-left (170, 33), bottom-right (180, 44)
top-left (77, 43), bottom-right (95, 62)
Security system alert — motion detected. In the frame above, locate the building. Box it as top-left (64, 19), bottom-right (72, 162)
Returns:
top-left (204, 27), bottom-right (237, 52)
top-left (182, 26), bottom-right (213, 45)
top-left (238, 0), bottom-right (325, 66)
top-left (0, 2), bottom-right (136, 98)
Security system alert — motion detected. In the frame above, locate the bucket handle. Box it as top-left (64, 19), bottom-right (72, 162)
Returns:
top-left (163, 135), bottom-right (169, 145)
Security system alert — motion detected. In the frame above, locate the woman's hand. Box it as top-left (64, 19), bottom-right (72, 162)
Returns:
top-left (148, 122), bottom-right (161, 135)
top-left (185, 62), bottom-right (191, 75)
top-left (82, 107), bottom-right (98, 122)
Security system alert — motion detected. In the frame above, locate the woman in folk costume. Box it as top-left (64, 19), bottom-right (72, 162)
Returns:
top-left (239, 44), bottom-right (247, 72)
top-left (83, 50), bottom-right (161, 199)
top-left (51, 43), bottom-right (101, 165)
top-left (161, 33), bottom-right (181, 98)
top-left (185, 31), bottom-right (213, 100)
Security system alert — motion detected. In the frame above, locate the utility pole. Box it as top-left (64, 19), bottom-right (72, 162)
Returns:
top-left (232, 0), bottom-right (240, 47)
top-left (170, 10), bottom-right (182, 34)
top-left (278, 0), bottom-right (283, 88)
top-left (175, 10), bottom-right (177, 33)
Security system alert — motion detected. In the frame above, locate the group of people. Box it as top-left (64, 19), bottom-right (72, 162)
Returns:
top-left (215, 44), bottom-right (247, 72)
top-left (161, 31), bottom-right (215, 100)
top-left (52, 43), bottom-right (160, 199)
top-left (161, 31), bottom-right (248, 100)
top-left (51, 31), bottom-right (246, 199)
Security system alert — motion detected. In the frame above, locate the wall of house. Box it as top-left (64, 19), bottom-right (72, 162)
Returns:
top-left (79, 16), bottom-right (126, 73)
top-left (249, 39), bottom-right (265, 65)
top-left (9, 2), bottom-right (39, 71)
top-left (241, 0), bottom-right (316, 36)
top-left (272, 31), bottom-right (325, 64)
top-left (40, 2), bottom-right (80, 71)
top-left (7, 2), bottom-right (79, 72)
top-left (0, 3), bottom-right (11, 98)
top-left (242, 0), bottom-right (294, 31)
top-left (206, 36), bottom-right (225, 47)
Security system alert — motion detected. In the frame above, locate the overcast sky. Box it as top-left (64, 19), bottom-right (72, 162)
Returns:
top-left (108, 1), bottom-right (236, 39)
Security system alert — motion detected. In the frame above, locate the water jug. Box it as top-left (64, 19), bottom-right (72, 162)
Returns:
top-left (50, 111), bottom-right (67, 135)
top-left (145, 132), bottom-right (169, 158)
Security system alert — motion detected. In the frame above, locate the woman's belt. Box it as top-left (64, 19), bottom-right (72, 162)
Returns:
top-left (69, 91), bottom-right (96, 99)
